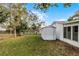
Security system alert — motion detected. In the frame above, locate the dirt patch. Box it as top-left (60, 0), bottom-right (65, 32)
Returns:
top-left (45, 40), bottom-right (79, 55)
top-left (56, 40), bottom-right (79, 55)
top-left (0, 34), bottom-right (14, 40)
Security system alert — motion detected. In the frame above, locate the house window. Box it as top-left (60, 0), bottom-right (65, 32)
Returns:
top-left (73, 26), bottom-right (78, 41)
top-left (64, 27), bottom-right (67, 38)
top-left (64, 27), bottom-right (71, 40)
top-left (67, 27), bottom-right (71, 39)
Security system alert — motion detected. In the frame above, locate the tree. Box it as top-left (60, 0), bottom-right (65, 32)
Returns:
top-left (0, 3), bottom-right (50, 37)
top-left (0, 5), bottom-right (9, 23)
top-left (7, 4), bottom-right (39, 37)
top-left (31, 23), bottom-right (37, 31)
top-left (16, 20), bottom-right (28, 35)
top-left (68, 16), bottom-right (73, 21)
top-left (7, 4), bottom-right (27, 37)
top-left (34, 3), bottom-right (72, 12)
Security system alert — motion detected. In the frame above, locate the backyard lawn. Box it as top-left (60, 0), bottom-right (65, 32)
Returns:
top-left (0, 35), bottom-right (79, 56)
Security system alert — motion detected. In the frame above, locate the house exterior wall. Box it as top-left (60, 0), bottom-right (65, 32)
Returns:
top-left (53, 23), bottom-right (63, 40)
top-left (63, 23), bottom-right (79, 48)
top-left (53, 22), bottom-right (79, 48)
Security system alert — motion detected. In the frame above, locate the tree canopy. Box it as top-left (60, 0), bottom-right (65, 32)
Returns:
top-left (34, 3), bottom-right (72, 12)
top-left (0, 5), bottom-right (9, 23)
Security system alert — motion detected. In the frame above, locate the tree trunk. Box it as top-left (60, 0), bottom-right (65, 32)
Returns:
top-left (14, 29), bottom-right (16, 38)
top-left (10, 29), bottom-right (12, 35)
top-left (10, 30), bottom-right (11, 34)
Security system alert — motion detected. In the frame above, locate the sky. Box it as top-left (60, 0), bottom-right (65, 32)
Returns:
top-left (26, 3), bottom-right (79, 26)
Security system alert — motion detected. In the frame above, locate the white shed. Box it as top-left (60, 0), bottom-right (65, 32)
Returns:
top-left (40, 25), bottom-right (56, 40)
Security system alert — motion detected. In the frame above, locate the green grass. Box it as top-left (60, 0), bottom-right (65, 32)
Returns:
top-left (0, 35), bottom-right (79, 56)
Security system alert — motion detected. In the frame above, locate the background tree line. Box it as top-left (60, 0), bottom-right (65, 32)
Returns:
top-left (0, 3), bottom-right (44, 37)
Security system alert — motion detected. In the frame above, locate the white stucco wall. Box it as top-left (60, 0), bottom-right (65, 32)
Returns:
top-left (40, 27), bottom-right (56, 40)
top-left (53, 23), bottom-right (63, 40)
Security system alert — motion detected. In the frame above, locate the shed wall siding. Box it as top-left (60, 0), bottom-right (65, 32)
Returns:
top-left (41, 27), bottom-right (56, 40)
